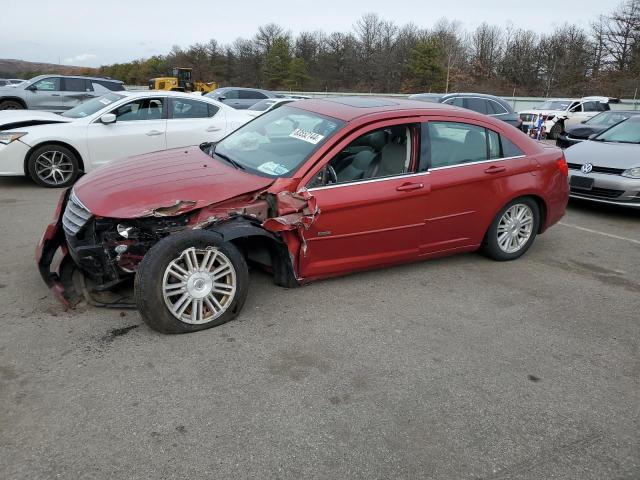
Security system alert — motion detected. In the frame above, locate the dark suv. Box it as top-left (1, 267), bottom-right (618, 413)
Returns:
top-left (409, 92), bottom-right (522, 129)
top-left (0, 75), bottom-right (125, 112)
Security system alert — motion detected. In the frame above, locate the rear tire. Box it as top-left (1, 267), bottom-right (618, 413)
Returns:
top-left (0, 100), bottom-right (25, 110)
top-left (135, 230), bottom-right (249, 334)
top-left (482, 197), bottom-right (540, 261)
top-left (27, 144), bottom-right (80, 188)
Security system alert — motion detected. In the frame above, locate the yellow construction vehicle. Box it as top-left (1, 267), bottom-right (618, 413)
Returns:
top-left (148, 67), bottom-right (217, 93)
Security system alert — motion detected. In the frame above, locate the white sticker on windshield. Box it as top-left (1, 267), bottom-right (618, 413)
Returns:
top-left (99, 98), bottom-right (112, 105)
top-left (289, 128), bottom-right (324, 144)
top-left (257, 162), bottom-right (289, 175)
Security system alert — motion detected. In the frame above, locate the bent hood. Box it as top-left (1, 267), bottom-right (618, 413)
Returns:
top-left (0, 110), bottom-right (73, 130)
top-left (564, 140), bottom-right (640, 169)
top-left (73, 146), bottom-right (275, 219)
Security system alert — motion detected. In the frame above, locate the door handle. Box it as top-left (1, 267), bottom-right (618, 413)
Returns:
top-left (396, 183), bottom-right (424, 192)
top-left (484, 166), bottom-right (506, 174)
top-left (146, 130), bottom-right (163, 136)
top-left (206, 126), bottom-right (222, 132)
top-left (51, 94), bottom-right (60, 97)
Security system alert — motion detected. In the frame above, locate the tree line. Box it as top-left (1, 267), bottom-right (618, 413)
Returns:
top-left (94, 0), bottom-right (640, 97)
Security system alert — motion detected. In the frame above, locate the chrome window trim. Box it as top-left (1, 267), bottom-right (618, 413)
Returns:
top-left (307, 171), bottom-right (431, 192)
top-left (429, 155), bottom-right (526, 171)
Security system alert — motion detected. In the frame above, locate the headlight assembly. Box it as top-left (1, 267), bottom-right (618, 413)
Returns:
top-left (621, 167), bottom-right (640, 179)
top-left (0, 132), bottom-right (27, 144)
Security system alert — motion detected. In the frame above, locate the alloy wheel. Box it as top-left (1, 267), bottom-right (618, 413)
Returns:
top-left (496, 204), bottom-right (534, 254)
top-left (162, 247), bottom-right (237, 324)
top-left (34, 150), bottom-right (75, 186)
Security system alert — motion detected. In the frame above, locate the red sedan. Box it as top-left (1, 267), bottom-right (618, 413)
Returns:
top-left (37, 97), bottom-right (569, 333)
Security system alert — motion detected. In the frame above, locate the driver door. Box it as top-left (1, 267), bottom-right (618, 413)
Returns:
top-left (26, 77), bottom-right (64, 111)
top-left (298, 119), bottom-right (431, 279)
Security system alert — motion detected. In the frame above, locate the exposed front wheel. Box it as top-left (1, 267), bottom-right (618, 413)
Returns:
top-left (482, 198), bottom-right (540, 261)
top-left (0, 100), bottom-right (25, 110)
top-left (135, 231), bottom-right (249, 334)
top-left (27, 144), bottom-right (80, 188)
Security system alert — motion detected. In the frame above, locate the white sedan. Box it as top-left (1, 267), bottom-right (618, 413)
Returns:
top-left (0, 91), bottom-right (252, 187)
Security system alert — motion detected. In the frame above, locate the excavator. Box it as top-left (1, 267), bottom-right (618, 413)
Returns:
top-left (148, 67), bottom-right (217, 93)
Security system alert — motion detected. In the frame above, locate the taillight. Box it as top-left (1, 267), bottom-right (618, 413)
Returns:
top-left (556, 155), bottom-right (568, 177)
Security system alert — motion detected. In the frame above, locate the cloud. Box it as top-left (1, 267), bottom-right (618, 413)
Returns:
top-left (63, 53), bottom-right (97, 64)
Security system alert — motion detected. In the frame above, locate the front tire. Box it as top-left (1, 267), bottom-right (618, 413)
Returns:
top-left (0, 100), bottom-right (25, 110)
top-left (27, 144), bottom-right (80, 188)
top-left (482, 197), bottom-right (540, 261)
top-left (135, 231), bottom-right (249, 334)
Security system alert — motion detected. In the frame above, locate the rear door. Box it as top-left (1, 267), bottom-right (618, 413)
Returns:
top-left (299, 119), bottom-right (431, 278)
top-left (166, 97), bottom-right (227, 148)
top-left (86, 96), bottom-right (167, 169)
top-left (26, 77), bottom-right (64, 111)
top-left (419, 118), bottom-right (532, 253)
top-left (61, 78), bottom-right (93, 110)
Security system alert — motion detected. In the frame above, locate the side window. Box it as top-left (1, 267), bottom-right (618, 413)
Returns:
top-left (501, 137), bottom-right (524, 157)
top-left (208, 104), bottom-right (220, 117)
top-left (63, 78), bottom-right (89, 92)
top-left (427, 122), bottom-right (488, 168)
top-left (171, 98), bottom-right (213, 119)
top-left (443, 97), bottom-right (464, 108)
top-left (488, 130), bottom-right (501, 159)
top-left (569, 103), bottom-right (583, 113)
top-left (583, 101), bottom-right (599, 112)
top-left (487, 100), bottom-right (508, 115)
top-left (309, 125), bottom-right (413, 187)
top-left (240, 90), bottom-right (267, 100)
top-left (31, 77), bottom-right (60, 91)
top-left (112, 98), bottom-right (164, 121)
top-left (464, 98), bottom-right (489, 114)
top-left (223, 89), bottom-right (239, 99)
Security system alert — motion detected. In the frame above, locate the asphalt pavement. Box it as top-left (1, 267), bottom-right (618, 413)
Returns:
top-left (0, 175), bottom-right (638, 480)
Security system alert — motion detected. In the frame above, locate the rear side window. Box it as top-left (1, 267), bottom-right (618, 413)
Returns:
top-left (501, 137), bottom-right (524, 157)
top-left (464, 98), bottom-right (489, 114)
top-left (240, 90), bottom-right (267, 100)
top-left (63, 78), bottom-right (89, 92)
top-left (423, 121), bottom-right (525, 169)
top-left (170, 98), bottom-right (213, 119)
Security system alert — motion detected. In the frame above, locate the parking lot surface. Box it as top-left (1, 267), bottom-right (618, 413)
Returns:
top-left (0, 176), bottom-right (638, 480)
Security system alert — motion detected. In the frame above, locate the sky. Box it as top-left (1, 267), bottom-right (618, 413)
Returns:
top-left (1, 0), bottom-right (612, 68)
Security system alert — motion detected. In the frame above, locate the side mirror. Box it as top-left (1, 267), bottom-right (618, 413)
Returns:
top-left (588, 133), bottom-right (598, 140)
top-left (217, 96), bottom-right (226, 101)
top-left (100, 113), bottom-right (116, 124)
top-left (25, 84), bottom-right (37, 91)
top-left (580, 120), bottom-right (587, 124)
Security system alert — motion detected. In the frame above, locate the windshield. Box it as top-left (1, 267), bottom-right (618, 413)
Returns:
top-left (211, 106), bottom-right (344, 177)
top-left (585, 111), bottom-right (632, 127)
top-left (534, 101), bottom-right (571, 111)
top-left (594, 118), bottom-right (640, 143)
top-left (61, 93), bottom-right (124, 118)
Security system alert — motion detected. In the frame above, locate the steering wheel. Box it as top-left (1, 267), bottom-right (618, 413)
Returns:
top-left (325, 165), bottom-right (338, 184)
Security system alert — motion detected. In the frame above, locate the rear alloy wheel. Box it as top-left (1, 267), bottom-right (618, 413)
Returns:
top-left (482, 198), bottom-right (540, 261)
top-left (135, 231), bottom-right (249, 334)
top-left (27, 144), bottom-right (80, 188)
top-left (0, 100), bottom-right (25, 110)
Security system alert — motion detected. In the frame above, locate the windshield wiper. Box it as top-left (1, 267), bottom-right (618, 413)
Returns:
top-left (212, 145), bottom-right (244, 170)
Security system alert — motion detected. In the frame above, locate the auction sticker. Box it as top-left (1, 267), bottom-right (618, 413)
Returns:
top-left (99, 98), bottom-right (113, 105)
top-left (289, 128), bottom-right (324, 144)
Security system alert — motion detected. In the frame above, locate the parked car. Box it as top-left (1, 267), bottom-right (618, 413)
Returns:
top-left (0, 91), bottom-right (251, 187)
top-left (0, 75), bottom-right (125, 112)
top-left (408, 92), bottom-right (522, 129)
top-left (556, 110), bottom-right (640, 148)
top-left (37, 97), bottom-right (569, 334)
top-left (205, 87), bottom-right (278, 109)
top-left (518, 96), bottom-right (616, 139)
top-left (245, 98), bottom-right (297, 117)
top-left (565, 116), bottom-right (640, 208)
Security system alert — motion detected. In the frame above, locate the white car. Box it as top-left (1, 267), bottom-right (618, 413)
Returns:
top-left (0, 91), bottom-right (252, 187)
top-left (518, 96), bottom-right (613, 139)
top-left (245, 98), bottom-right (297, 117)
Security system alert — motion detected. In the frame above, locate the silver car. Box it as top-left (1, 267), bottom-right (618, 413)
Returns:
top-left (0, 75), bottom-right (125, 112)
top-left (205, 87), bottom-right (278, 109)
top-left (565, 116), bottom-right (640, 208)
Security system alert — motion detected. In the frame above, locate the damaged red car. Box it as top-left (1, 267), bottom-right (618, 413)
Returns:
top-left (37, 97), bottom-right (569, 333)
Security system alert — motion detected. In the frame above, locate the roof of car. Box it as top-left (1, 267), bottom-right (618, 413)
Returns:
top-left (291, 96), bottom-right (465, 122)
top-left (27, 74), bottom-right (124, 84)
